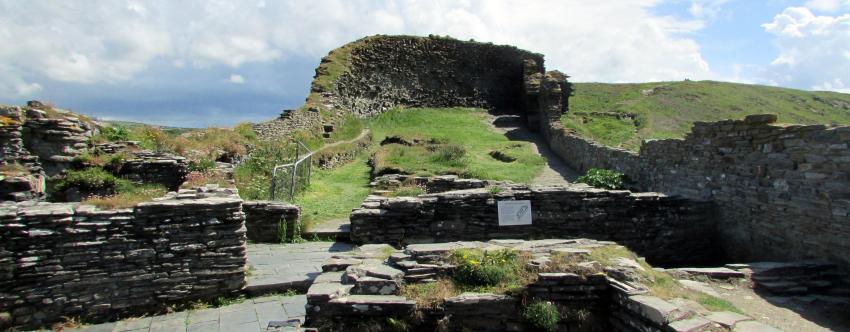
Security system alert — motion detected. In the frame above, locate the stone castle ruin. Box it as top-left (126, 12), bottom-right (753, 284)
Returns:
top-left (1, 35), bottom-right (849, 331)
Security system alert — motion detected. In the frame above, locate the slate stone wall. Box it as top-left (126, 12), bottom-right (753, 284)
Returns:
top-left (333, 36), bottom-right (544, 117)
top-left (1, 106), bottom-right (46, 201)
top-left (0, 194), bottom-right (247, 330)
top-left (537, 73), bottom-right (850, 270)
top-left (242, 201), bottom-right (300, 243)
top-left (118, 151), bottom-right (189, 191)
top-left (350, 184), bottom-right (716, 266)
top-left (21, 106), bottom-right (96, 177)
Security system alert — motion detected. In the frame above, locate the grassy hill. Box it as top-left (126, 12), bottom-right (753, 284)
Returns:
top-left (562, 80), bottom-right (850, 151)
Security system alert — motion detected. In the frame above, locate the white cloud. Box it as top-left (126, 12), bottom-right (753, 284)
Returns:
top-left (689, 0), bottom-right (732, 20)
top-left (761, 7), bottom-right (850, 92)
top-left (228, 74), bottom-right (245, 84)
top-left (804, 0), bottom-right (850, 12)
top-left (0, 0), bottom-right (716, 95)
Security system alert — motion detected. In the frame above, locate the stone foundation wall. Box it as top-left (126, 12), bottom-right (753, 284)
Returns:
top-left (242, 201), bottom-right (300, 243)
top-left (371, 174), bottom-right (506, 194)
top-left (537, 73), bottom-right (850, 270)
top-left (350, 184), bottom-right (716, 266)
top-left (0, 191), bottom-right (247, 330)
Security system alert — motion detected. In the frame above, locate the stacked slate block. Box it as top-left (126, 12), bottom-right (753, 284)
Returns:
top-left (350, 184), bottom-right (716, 266)
top-left (242, 201), bottom-right (301, 243)
top-left (0, 189), bottom-right (247, 330)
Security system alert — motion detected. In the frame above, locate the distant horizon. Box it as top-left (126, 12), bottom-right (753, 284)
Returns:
top-left (1, 1), bottom-right (848, 127)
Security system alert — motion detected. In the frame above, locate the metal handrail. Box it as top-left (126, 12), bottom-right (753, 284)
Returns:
top-left (269, 141), bottom-right (313, 201)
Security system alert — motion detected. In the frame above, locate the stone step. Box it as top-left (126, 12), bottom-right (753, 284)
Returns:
top-left (325, 295), bottom-right (416, 316)
top-left (303, 220), bottom-right (350, 241)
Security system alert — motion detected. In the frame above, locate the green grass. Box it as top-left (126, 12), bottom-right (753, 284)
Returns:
top-left (369, 107), bottom-right (546, 182)
top-left (294, 155), bottom-right (371, 224)
top-left (563, 80), bottom-right (850, 151)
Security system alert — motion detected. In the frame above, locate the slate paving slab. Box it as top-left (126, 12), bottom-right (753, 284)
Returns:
top-left (64, 295), bottom-right (308, 332)
top-left (246, 242), bottom-right (355, 295)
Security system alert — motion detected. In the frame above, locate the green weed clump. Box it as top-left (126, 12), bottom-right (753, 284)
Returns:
top-left (576, 168), bottom-right (625, 190)
top-left (523, 301), bottom-right (560, 332)
top-left (52, 168), bottom-right (118, 194)
top-left (450, 249), bottom-right (528, 290)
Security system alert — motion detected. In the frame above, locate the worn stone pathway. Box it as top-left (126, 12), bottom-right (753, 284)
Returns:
top-left (485, 113), bottom-right (580, 185)
top-left (66, 294), bottom-right (308, 332)
top-left (245, 242), bottom-right (354, 295)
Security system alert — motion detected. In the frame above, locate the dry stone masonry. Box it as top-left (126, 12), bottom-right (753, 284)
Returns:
top-left (351, 184), bottom-right (716, 266)
top-left (534, 71), bottom-right (850, 271)
top-left (1, 106), bottom-right (46, 201)
top-left (21, 102), bottom-right (97, 177)
top-left (0, 187), bottom-right (248, 330)
top-left (306, 239), bottom-right (769, 331)
top-left (242, 201), bottom-right (301, 243)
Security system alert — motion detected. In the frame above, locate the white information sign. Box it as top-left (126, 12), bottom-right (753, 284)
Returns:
top-left (497, 200), bottom-right (532, 226)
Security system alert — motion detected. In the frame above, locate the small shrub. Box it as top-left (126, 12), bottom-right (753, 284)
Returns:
top-left (188, 158), bottom-right (216, 173)
top-left (431, 144), bottom-right (466, 163)
top-left (523, 301), bottom-right (560, 332)
top-left (101, 125), bottom-right (130, 141)
top-left (233, 122), bottom-right (257, 140)
top-left (488, 185), bottom-right (503, 194)
top-left (52, 168), bottom-right (117, 194)
top-left (278, 217), bottom-right (289, 243)
top-left (576, 168), bottom-right (625, 190)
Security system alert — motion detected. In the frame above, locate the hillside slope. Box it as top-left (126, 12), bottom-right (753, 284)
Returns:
top-left (562, 80), bottom-right (850, 151)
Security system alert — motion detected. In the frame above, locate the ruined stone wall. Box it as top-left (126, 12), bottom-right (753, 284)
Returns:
top-left (118, 151), bottom-right (189, 191)
top-left (538, 73), bottom-right (850, 270)
top-left (242, 201), bottom-right (300, 243)
top-left (21, 106), bottom-right (96, 177)
top-left (0, 106), bottom-right (45, 201)
top-left (350, 184), bottom-right (716, 266)
top-left (333, 36), bottom-right (544, 117)
top-left (371, 174), bottom-right (506, 194)
top-left (0, 192), bottom-right (247, 330)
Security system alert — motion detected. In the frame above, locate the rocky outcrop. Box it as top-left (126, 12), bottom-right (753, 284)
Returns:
top-left (21, 103), bottom-right (97, 177)
top-left (0, 187), bottom-right (247, 330)
top-left (0, 106), bottom-right (45, 201)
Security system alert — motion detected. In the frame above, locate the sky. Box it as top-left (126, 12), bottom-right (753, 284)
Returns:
top-left (0, 0), bottom-right (848, 128)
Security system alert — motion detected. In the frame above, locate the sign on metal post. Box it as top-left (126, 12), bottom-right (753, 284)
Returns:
top-left (497, 200), bottom-right (532, 226)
